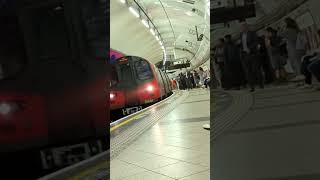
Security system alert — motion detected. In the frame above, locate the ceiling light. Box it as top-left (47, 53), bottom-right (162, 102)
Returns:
top-left (161, 46), bottom-right (164, 49)
top-left (129, 7), bottom-right (140, 18)
top-left (159, 41), bottom-right (162, 45)
top-left (141, 19), bottom-right (149, 28)
top-left (156, 36), bottom-right (159, 41)
top-left (120, 0), bottom-right (125, 4)
top-left (163, 50), bottom-right (167, 64)
top-left (150, 29), bottom-right (155, 36)
top-left (185, 11), bottom-right (193, 16)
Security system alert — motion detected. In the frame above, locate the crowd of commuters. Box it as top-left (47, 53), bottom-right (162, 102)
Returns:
top-left (175, 67), bottom-right (210, 90)
top-left (212, 18), bottom-right (320, 92)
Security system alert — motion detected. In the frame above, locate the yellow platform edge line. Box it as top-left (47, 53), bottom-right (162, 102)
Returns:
top-left (67, 92), bottom-right (179, 179)
top-left (110, 92), bottom-right (178, 132)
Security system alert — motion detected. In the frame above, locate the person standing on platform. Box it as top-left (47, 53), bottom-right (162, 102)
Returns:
top-left (214, 38), bottom-right (228, 89)
top-left (198, 67), bottom-right (205, 87)
top-left (224, 34), bottom-right (242, 90)
top-left (280, 17), bottom-right (307, 81)
top-left (239, 21), bottom-right (264, 92)
top-left (265, 27), bottom-right (287, 83)
top-left (194, 70), bottom-right (200, 87)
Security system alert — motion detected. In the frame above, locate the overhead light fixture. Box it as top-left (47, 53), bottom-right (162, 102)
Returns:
top-left (185, 11), bottom-right (193, 16)
top-left (120, 0), bottom-right (126, 4)
top-left (129, 7), bottom-right (140, 18)
top-left (161, 46), bottom-right (164, 49)
top-left (159, 41), bottom-right (162, 45)
top-left (163, 50), bottom-right (167, 65)
top-left (156, 36), bottom-right (159, 41)
top-left (142, 19), bottom-right (149, 28)
top-left (150, 29), bottom-right (155, 36)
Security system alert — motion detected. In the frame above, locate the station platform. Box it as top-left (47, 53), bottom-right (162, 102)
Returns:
top-left (110, 89), bottom-right (210, 180)
top-left (212, 84), bottom-right (320, 180)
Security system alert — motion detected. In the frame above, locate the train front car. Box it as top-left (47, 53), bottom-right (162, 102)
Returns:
top-left (0, 0), bottom-right (109, 178)
top-left (110, 56), bottom-right (164, 121)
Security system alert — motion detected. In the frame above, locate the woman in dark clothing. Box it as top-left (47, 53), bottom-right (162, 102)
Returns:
top-left (194, 70), bottom-right (200, 87)
top-left (224, 35), bottom-right (242, 90)
top-left (214, 38), bottom-right (230, 89)
top-left (265, 27), bottom-right (287, 83)
top-left (179, 73), bottom-right (187, 90)
top-left (187, 71), bottom-right (195, 89)
top-left (258, 35), bottom-right (275, 84)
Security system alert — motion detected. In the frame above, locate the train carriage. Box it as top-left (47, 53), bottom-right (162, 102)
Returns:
top-left (0, 0), bottom-right (109, 178)
top-left (110, 56), bottom-right (172, 119)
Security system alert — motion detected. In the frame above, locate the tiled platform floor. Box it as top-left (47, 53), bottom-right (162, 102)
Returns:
top-left (212, 85), bottom-right (320, 180)
top-left (111, 89), bottom-right (210, 180)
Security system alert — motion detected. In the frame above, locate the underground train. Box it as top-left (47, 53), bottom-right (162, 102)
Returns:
top-left (0, 0), bottom-right (108, 178)
top-left (110, 56), bottom-right (173, 119)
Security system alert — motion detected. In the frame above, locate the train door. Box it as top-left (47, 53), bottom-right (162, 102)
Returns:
top-left (156, 68), bottom-right (165, 99)
top-left (1, 0), bottom-right (108, 175)
top-left (19, 1), bottom-right (97, 144)
top-left (161, 71), bottom-right (170, 97)
top-left (164, 72), bottom-right (172, 92)
top-left (115, 58), bottom-right (140, 115)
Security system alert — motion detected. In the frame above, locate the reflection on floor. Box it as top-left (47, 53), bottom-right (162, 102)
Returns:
top-left (212, 85), bottom-right (320, 180)
top-left (111, 89), bottom-right (210, 180)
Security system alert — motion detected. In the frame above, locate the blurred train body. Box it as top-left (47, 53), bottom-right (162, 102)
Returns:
top-left (0, 0), bottom-right (108, 178)
top-left (110, 56), bottom-right (172, 120)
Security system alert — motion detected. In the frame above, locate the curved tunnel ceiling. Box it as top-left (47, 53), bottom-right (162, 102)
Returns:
top-left (211, 0), bottom-right (307, 45)
top-left (111, 0), bottom-right (210, 68)
top-left (110, 0), bottom-right (163, 64)
top-left (136, 0), bottom-right (210, 67)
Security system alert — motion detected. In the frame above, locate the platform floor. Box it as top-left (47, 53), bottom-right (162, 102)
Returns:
top-left (212, 85), bottom-right (320, 180)
top-left (111, 89), bottom-right (210, 180)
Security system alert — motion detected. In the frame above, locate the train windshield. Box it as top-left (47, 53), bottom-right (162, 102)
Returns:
top-left (134, 60), bottom-right (153, 81)
top-left (114, 62), bottom-right (134, 88)
top-left (0, 0), bottom-right (26, 81)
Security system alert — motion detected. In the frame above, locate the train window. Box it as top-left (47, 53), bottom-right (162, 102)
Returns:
top-left (116, 62), bottom-right (133, 85)
top-left (79, 0), bottom-right (107, 59)
top-left (134, 60), bottom-right (153, 81)
top-left (110, 65), bottom-right (118, 87)
top-left (0, 0), bottom-right (27, 81)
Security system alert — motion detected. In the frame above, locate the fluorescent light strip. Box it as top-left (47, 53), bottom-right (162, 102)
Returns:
top-left (129, 7), bottom-right (140, 18)
top-left (141, 19), bottom-right (149, 28)
top-left (120, 0), bottom-right (125, 4)
top-left (150, 29), bottom-right (155, 36)
top-left (163, 50), bottom-right (167, 65)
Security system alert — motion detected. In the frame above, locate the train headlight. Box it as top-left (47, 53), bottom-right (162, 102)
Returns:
top-left (146, 85), bottom-right (153, 92)
top-left (110, 93), bottom-right (115, 99)
top-left (0, 102), bottom-right (20, 116)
